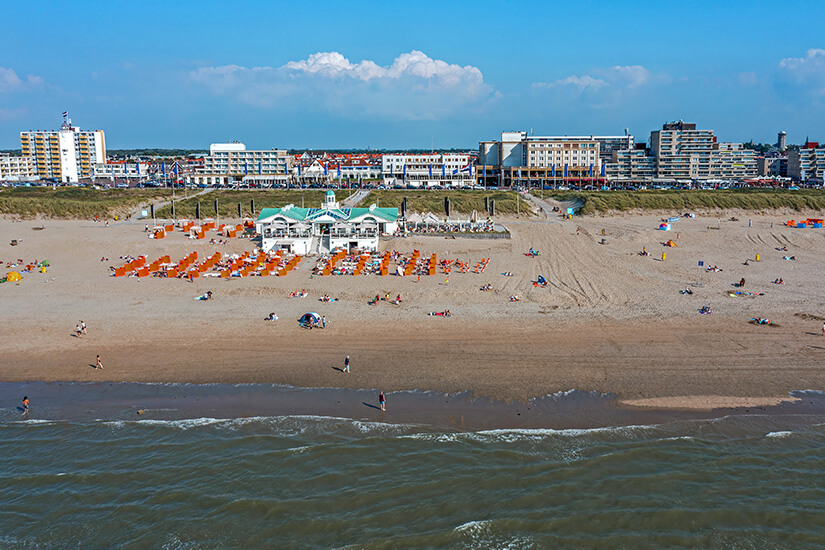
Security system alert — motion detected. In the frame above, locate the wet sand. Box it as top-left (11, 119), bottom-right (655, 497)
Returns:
top-left (3, 207), bottom-right (825, 410)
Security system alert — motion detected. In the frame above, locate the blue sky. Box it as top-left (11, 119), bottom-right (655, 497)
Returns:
top-left (2, 0), bottom-right (824, 149)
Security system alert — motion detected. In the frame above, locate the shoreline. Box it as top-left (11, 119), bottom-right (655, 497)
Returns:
top-left (2, 381), bottom-right (822, 431)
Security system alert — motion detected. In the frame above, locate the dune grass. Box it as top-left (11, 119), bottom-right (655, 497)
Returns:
top-left (154, 190), bottom-right (327, 219)
top-left (366, 190), bottom-right (533, 216)
top-left (552, 189), bottom-right (825, 215)
top-left (0, 187), bottom-right (172, 219)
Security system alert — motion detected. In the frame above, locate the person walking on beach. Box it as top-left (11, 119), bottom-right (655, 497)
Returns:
top-left (343, 355), bottom-right (350, 373)
top-left (96, 355), bottom-right (103, 370)
top-left (22, 396), bottom-right (29, 415)
top-left (80, 321), bottom-right (87, 336)
top-left (379, 391), bottom-right (386, 411)
top-left (76, 324), bottom-right (83, 338)
top-left (322, 315), bottom-right (326, 329)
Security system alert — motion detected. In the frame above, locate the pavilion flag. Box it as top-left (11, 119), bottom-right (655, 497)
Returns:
top-left (403, 164), bottom-right (407, 178)
top-left (324, 162), bottom-right (328, 176)
top-left (564, 164), bottom-right (568, 178)
top-left (337, 163), bottom-right (341, 177)
top-left (244, 162), bottom-right (248, 175)
top-left (258, 161), bottom-right (262, 175)
top-left (284, 162), bottom-right (288, 175)
top-left (298, 164), bottom-right (302, 176)
top-left (173, 162), bottom-right (178, 178)
top-left (442, 163), bottom-right (445, 177)
top-left (161, 162), bottom-right (166, 176)
top-left (428, 164), bottom-right (433, 178)
top-left (455, 161), bottom-right (473, 175)
top-left (136, 162), bottom-right (140, 176)
top-left (482, 165), bottom-right (486, 180)
top-left (552, 164), bottom-right (556, 178)
top-left (518, 168), bottom-right (522, 179)
top-left (589, 164), bottom-right (594, 178)
top-left (601, 163), bottom-right (606, 177)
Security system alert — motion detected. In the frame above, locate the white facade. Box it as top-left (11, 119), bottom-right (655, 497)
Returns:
top-left (650, 121), bottom-right (756, 180)
top-left (20, 115), bottom-right (106, 182)
top-left (0, 153), bottom-right (35, 181)
top-left (93, 161), bottom-right (151, 179)
top-left (478, 131), bottom-right (611, 186)
top-left (381, 153), bottom-right (474, 187)
top-left (193, 142), bottom-right (291, 186)
top-left (788, 147), bottom-right (825, 181)
top-left (256, 191), bottom-right (399, 255)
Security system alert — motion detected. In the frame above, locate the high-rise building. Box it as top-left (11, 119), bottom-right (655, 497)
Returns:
top-left (649, 121), bottom-right (755, 180)
top-left (20, 113), bottom-right (106, 183)
top-left (788, 142), bottom-right (825, 182)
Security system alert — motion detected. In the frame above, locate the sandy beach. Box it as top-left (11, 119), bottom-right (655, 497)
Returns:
top-left (3, 205), bottom-right (825, 410)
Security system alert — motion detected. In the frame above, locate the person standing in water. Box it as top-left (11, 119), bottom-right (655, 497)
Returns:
top-left (22, 396), bottom-right (29, 415)
top-left (379, 391), bottom-right (386, 411)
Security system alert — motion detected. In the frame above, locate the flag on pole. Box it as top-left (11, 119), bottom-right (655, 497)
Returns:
top-left (552, 164), bottom-right (556, 178)
top-left (564, 164), bottom-right (568, 178)
top-left (337, 163), bottom-right (341, 177)
top-left (161, 162), bottom-right (166, 176)
top-left (442, 163), bottom-right (445, 177)
top-left (518, 168), bottom-right (522, 179)
top-left (284, 162), bottom-right (288, 175)
top-left (589, 164), bottom-right (593, 178)
top-left (403, 164), bottom-right (407, 178)
top-left (482, 165), bottom-right (486, 180)
top-left (244, 162), bottom-right (248, 175)
top-left (258, 161), bottom-right (262, 175)
top-left (324, 163), bottom-right (328, 176)
top-left (428, 164), bottom-right (432, 178)
top-left (136, 161), bottom-right (140, 176)
top-left (298, 164), bottom-right (302, 176)
top-left (601, 163), bottom-right (606, 177)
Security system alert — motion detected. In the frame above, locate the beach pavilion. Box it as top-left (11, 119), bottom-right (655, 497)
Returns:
top-left (256, 190), bottom-right (399, 255)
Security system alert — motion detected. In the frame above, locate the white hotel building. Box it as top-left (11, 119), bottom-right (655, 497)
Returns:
top-left (382, 153), bottom-right (474, 187)
top-left (20, 115), bottom-right (106, 183)
top-left (478, 131), bottom-right (611, 187)
top-left (189, 142), bottom-right (292, 186)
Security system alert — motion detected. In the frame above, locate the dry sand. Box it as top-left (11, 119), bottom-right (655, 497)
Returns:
top-left (3, 207), bottom-right (825, 409)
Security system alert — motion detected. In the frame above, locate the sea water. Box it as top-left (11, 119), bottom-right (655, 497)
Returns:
top-left (2, 383), bottom-right (825, 548)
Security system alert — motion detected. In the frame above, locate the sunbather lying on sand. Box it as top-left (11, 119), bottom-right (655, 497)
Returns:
top-left (428, 310), bottom-right (452, 317)
top-left (502, 272), bottom-right (513, 277)
top-left (509, 295), bottom-right (520, 302)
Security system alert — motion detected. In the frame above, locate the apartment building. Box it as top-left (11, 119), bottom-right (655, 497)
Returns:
top-left (0, 153), bottom-right (35, 181)
top-left (788, 143), bottom-right (825, 182)
top-left (191, 142), bottom-right (291, 186)
top-left (20, 115), bottom-right (106, 183)
top-left (649, 121), bottom-right (756, 180)
top-left (382, 153), bottom-right (474, 187)
top-left (606, 148), bottom-right (656, 181)
top-left (756, 156), bottom-right (788, 177)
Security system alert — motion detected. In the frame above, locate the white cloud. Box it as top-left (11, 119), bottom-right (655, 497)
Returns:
top-left (778, 48), bottom-right (825, 94)
top-left (0, 67), bottom-right (44, 93)
top-left (535, 65), bottom-right (652, 91)
top-left (190, 51), bottom-right (493, 119)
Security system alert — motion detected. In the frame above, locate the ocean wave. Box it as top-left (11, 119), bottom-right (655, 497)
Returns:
top-left (765, 431), bottom-right (794, 438)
